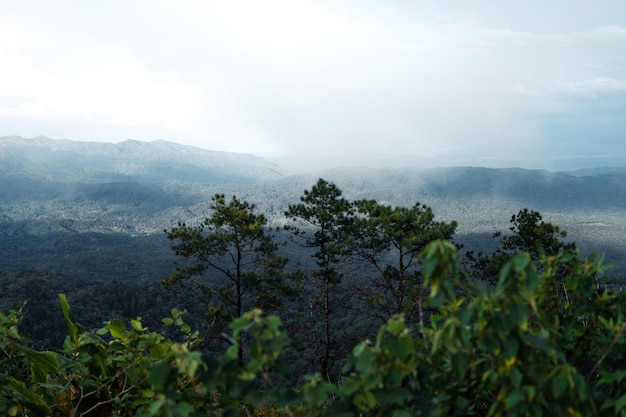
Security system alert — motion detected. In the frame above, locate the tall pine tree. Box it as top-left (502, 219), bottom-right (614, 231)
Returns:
top-left (285, 178), bottom-right (354, 382)
top-left (165, 194), bottom-right (289, 366)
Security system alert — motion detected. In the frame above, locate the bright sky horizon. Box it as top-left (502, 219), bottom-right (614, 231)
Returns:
top-left (1, 1), bottom-right (625, 170)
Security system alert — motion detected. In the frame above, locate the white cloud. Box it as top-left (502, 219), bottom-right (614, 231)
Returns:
top-left (0, 49), bottom-right (203, 127)
top-left (0, 1), bottom-right (625, 165)
top-left (581, 25), bottom-right (626, 41)
top-left (520, 25), bottom-right (624, 42)
top-left (553, 78), bottom-right (626, 98)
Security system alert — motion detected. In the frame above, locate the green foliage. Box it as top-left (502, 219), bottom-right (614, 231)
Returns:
top-left (351, 199), bottom-right (458, 325)
top-left (2, 240), bottom-right (626, 417)
top-left (165, 193), bottom-right (293, 366)
top-left (309, 241), bottom-right (626, 417)
top-left (0, 302), bottom-right (37, 417)
top-left (285, 178), bottom-right (355, 273)
top-left (285, 178), bottom-right (356, 382)
top-left (3, 182), bottom-right (626, 417)
top-left (466, 208), bottom-right (577, 281)
top-left (165, 193), bottom-right (290, 307)
top-left (503, 208), bottom-right (575, 256)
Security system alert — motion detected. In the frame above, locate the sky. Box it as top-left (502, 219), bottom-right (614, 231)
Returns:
top-left (1, 1), bottom-right (625, 170)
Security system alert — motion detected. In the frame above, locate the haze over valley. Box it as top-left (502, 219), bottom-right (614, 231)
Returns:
top-left (1, 135), bottom-right (625, 282)
top-left (0, 134), bottom-right (624, 372)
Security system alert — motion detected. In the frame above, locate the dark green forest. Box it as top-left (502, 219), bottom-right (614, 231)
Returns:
top-left (2, 178), bottom-right (626, 416)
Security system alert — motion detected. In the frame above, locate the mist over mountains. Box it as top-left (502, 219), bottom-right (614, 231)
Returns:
top-left (0, 135), bottom-right (285, 187)
top-left (1, 135), bottom-right (625, 282)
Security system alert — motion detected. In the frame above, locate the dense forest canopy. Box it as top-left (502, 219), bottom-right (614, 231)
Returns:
top-left (2, 178), bottom-right (626, 416)
top-left (1, 145), bottom-right (625, 281)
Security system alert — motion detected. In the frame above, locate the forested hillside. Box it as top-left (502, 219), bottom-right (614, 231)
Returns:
top-left (3, 202), bottom-right (626, 416)
top-left (1, 142), bottom-right (624, 281)
top-left (0, 136), bottom-right (285, 185)
top-left (1, 136), bottom-right (626, 415)
top-left (1, 137), bottom-right (625, 358)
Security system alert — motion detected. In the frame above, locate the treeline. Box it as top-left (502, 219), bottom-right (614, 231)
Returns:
top-left (161, 178), bottom-right (582, 382)
top-left (162, 179), bottom-right (459, 381)
top-left (0, 270), bottom-right (209, 349)
top-left (2, 178), bottom-right (626, 416)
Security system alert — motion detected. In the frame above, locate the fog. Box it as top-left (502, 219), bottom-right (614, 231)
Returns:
top-left (1, 1), bottom-right (625, 170)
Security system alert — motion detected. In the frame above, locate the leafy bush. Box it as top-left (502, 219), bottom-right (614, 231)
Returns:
top-left (2, 241), bottom-right (626, 416)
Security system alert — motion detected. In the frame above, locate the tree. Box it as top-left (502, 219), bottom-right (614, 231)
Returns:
top-left (467, 208), bottom-right (577, 281)
top-left (5, 243), bottom-right (626, 417)
top-left (284, 178), bottom-right (354, 382)
top-left (351, 200), bottom-right (457, 331)
top-left (164, 194), bottom-right (289, 366)
top-left (500, 208), bottom-right (576, 257)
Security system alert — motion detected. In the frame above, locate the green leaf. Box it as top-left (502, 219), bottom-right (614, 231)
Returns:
top-left (507, 303), bottom-right (528, 328)
top-left (421, 256), bottom-right (438, 284)
top-left (130, 317), bottom-right (144, 331)
top-left (502, 337), bottom-right (519, 360)
top-left (523, 385), bottom-right (536, 401)
top-left (497, 262), bottom-right (513, 291)
top-left (598, 370), bottom-right (626, 386)
top-left (552, 376), bottom-right (567, 397)
top-left (31, 362), bottom-right (47, 385)
top-left (174, 401), bottom-right (195, 417)
top-left (386, 317), bottom-right (406, 335)
top-left (429, 289), bottom-right (446, 309)
top-left (521, 268), bottom-right (539, 299)
top-left (6, 377), bottom-right (51, 417)
top-left (510, 368), bottom-right (523, 390)
top-left (353, 391), bottom-right (377, 412)
top-left (230, 315), bottom-right (250, 334)
top-left (265, 315), bottom-right (282, 329)
top-left (59, 293), bottom-right (81, 344)
top-left (452, 353), bottom-right (468, 381)
top-left (148, 361), bottom-right (171, 388)
top-left (148, 399), bottom-right (165, 415)
top-left (512, 253), bottom-right (530, 271)
top-left (226, 344), bottom-right (239, 360)
top-left (505, 390), bottom-right (524, 410)
top-left (107, 319), bottom-right (127, 340)
top-left (352, 341), bottom-right (368, 357)
top-left (180, 323), bottom-right (191, 334)
top-left (14, 345), bottom-right (60, 373)
top-left (95, 327), bottom-right (108, 335)
top-left (351, 348), bottom-right (375, 373)
top-left (149, 343), bottom-right (170, 359)
top-left (602, 394), bottom-right (626, 413)
top-left (385, 336), bottom-right (413, 362)
top-left (455, 395), bottom-right (471, 411)
top-left (378, 388), bottom-right (412, 407)
top-left (301, 376), bottom-right (336, 405)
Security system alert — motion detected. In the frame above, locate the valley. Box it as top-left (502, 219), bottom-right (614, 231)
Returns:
top-left (1, 136), bottom-right (625, 356)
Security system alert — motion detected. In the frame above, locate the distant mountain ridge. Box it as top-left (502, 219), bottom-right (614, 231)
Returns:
top-left (1, 135), bottom-right (626, 280)
top-left (283, 165), bottom-right (626, 212)
top-left (0, 135), bottom-right (285, 184)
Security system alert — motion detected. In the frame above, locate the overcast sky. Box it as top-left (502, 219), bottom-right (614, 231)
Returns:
top-left (1, 1), bottom-right (625, 169)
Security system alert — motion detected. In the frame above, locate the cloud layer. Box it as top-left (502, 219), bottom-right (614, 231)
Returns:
top-left (1, 1), bottom-right (625, 169)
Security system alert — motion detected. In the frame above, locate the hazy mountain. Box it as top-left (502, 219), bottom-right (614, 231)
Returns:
top-left (0, 135), bottom-right (285, 187)
top-left (1, 136), bottom-right (625, 282)
top-left (278, 167), bottom-right (626, 278)
top-left (300, 166), bottom-right (626, 211)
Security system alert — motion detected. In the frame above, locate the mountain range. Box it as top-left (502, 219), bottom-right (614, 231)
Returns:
top-left (0, 135), bottom-right (285, 187)
top-left (1, 135), bottom-right (625, 281)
